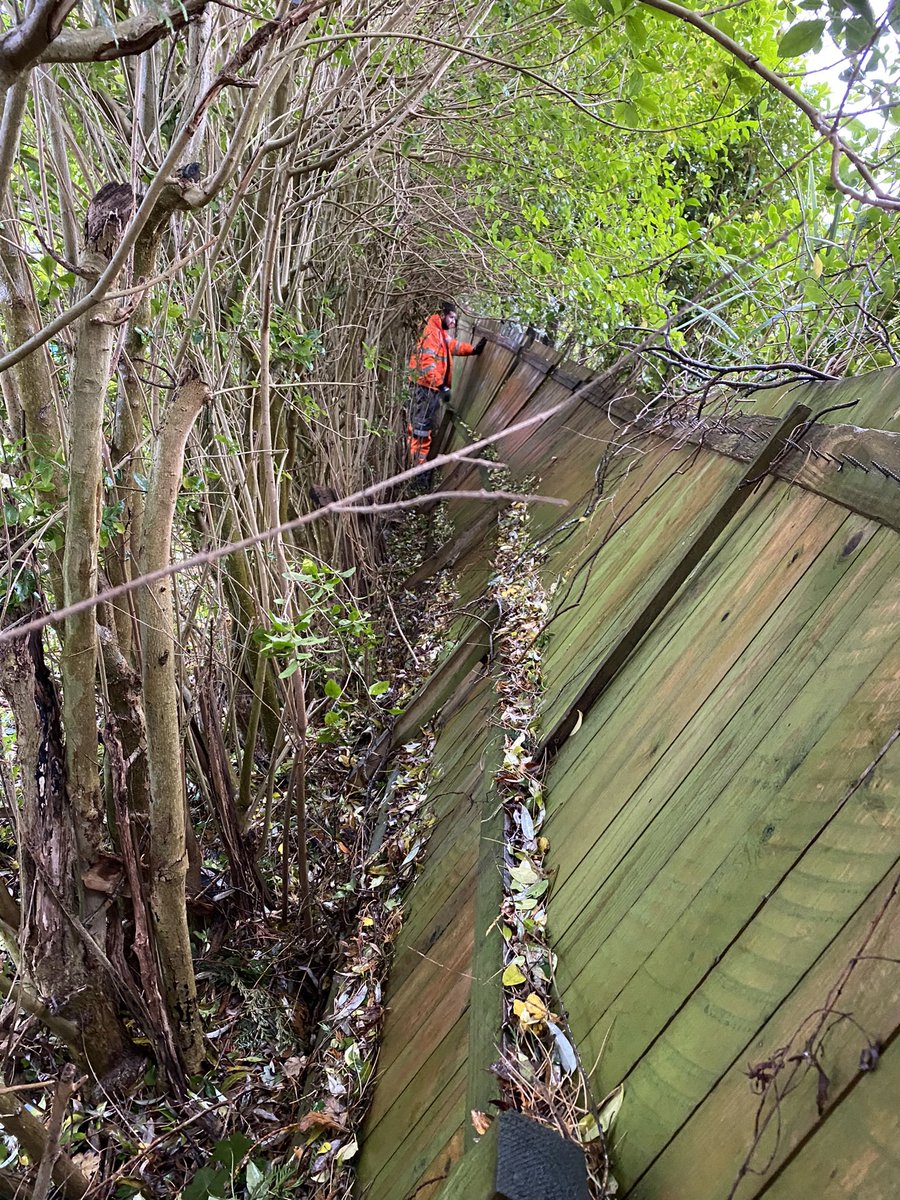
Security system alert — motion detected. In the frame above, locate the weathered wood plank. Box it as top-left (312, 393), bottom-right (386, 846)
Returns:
top-left (498, 365), bottom-right (591, 466)
top-left (389, 837), bottom-right (478, 999)
top-left (544, 492), bottom-right (853, 920)
top-left (414, 1128), bottom-right (467, 1200)
top-left (552, 527), bottom-right (898, 1039)
top-left (632, 867), bottom-right (900, 1199)
top-left (757, 1034), bottom-right (900, 1200)
top-left (539, 450), bottom-right (753, 746)
top-left (531, 431), bottom-right (693, 596)
top-left (468, 346), bottom-right (560, 438)
top-left (360, 1055), bottom-right (468, 1200)
top-left (540, 470), bottom-right (816, 796)
top-left (362, 991), bottom-right (469, 1172)
top-left (466, 723), bottom-right (505, 1140)
top-left (435, 1117), bottom-right (499, 1199)
top-left (627, 405), bottom-right (900, 533)
top-left (569, 567), bottom-right (900, 1087)
top-left (428, 676), bottom-right (494, 786)
top-left (734, 364), bottom-right (900, 430)
top-left (366, 890), bottom-right (474, 1104)
top-left (602, 617), bottom-right (900, 1187)
top-left (452, 319), bottom-right (513, 421)
top-left (541, 404), bottom-right (812, 754)
top-left (387, 604), bottom-right (497, 750)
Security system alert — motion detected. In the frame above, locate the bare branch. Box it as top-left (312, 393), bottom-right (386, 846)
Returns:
top-left (42, 0), bottom-right (209, 66)
top-left (0, 0), bottom-right (78, 93)
top-left (639, 0), bottom-right (900, 211)
top-left (0, 396), bottom-right (581, 646)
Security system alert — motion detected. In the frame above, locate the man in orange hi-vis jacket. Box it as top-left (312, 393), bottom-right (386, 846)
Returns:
top-left (407, 302), bottom-right (486, 468)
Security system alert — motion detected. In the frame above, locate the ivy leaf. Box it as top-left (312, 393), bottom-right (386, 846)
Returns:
top-left (777, 19), bottom-right (825, 57)
top-left (368, 680), bottom-right (390, 696)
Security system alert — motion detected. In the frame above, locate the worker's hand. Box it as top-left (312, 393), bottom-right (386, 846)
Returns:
top-left (472, 337), bottom-right (487, 356)
top-left (438, 385), bottom-right (452, 403)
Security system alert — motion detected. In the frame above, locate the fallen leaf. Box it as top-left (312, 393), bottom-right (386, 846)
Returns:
top-left (470, 1110), bottom-right (492, 1136)
top-left (297, 1111), bottom-right (347, 1135)
top-left (518, 805), bottom-right (535, 841)
top-left (71, 1151), bottom-right (101, 1178)
top-left (577, 1113), bottom-right (600, 1143)
top-left (335, 1138), bottom-right (358, 1163)
top-left (547, 1021), bottom-right (578, 1074)
top-left (502, 963), bottom-right (527, 987)
top-left (597, 1082), bottom-right (624, 1133)
top-left (512, 992), bottom-right (556, 1033)
top-left (508, 860), bottom-right (540, 888)
top-left (333, 984), bottom-right (367, 1021)
top-left (283, 1056), bottom-right (305, 1079)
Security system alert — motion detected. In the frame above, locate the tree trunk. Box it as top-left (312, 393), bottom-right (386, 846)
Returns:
top-left (61, 189), bottom-right (134, 869)
top-left (137, 365), bottom-right (210, 1074)
top-left (0, 624), bottom-right (137, 1081)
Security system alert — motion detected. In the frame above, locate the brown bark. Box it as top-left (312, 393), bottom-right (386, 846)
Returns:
top-left (0, 1087), bottom-right (88, 1200)
top-left (97, 624), bottom-right (151, 831)
top-left (0, 624), bottom-right (136, 1079)
top-left (32, 1064), bottom-right (78, 1200)
top-left (196, 673), bottom-right (269, 909)
top-left (108, 211), bottom-right (173, 662)
top-left (104, 715), bottom-right (186, 1092)
top-left (0, 0), bottom-right (79, 93)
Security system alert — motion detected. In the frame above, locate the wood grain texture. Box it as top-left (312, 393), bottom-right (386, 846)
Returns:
top-left (541, 404), bottom-right (812, 754)
top-left (632, 866), bottom-right (900, 1199)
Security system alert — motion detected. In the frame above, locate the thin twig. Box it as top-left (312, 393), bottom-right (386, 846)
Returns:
top-left (32, 1065), bottom-right (80, 1200)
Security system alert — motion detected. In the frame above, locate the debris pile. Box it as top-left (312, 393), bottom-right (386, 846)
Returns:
top-left (488, 499), bottom-right (621, 1198)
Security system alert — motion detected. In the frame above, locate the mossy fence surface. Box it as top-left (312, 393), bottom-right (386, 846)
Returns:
top-left (355, 319), bottom-right (900, 1200)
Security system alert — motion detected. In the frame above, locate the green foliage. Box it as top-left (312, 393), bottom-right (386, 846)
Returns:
top-left (181, 1131), bottom-right (254, 1200)
top-left (255, 561), bottom-right (383, 740)
top-left (438, 0), bottom-right (900, 375)
top-left (778, 19), bottom-right (826, 56)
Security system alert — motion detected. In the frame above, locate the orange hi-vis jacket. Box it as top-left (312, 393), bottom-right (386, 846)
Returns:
top-left (408, 313), bottom-right (476, 389)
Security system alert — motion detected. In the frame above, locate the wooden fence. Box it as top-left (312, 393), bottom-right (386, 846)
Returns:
top-left (356, 320), bottom-right (900, 1199)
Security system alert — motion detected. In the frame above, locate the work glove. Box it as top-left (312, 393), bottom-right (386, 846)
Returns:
top-left (472, 336), bottom-right (487, 356)
top-left (438, 385), bottom-right (452, 402)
